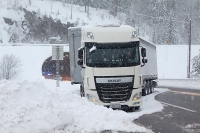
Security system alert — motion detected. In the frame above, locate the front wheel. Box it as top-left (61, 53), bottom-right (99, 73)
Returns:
top-left (126, 107), bottom-right (135, 112)
top-left (80, 84), bottom-right (85, 97)
top-left (145, 81), bottom-right (150, 95)
top-left (135, 106), bottom-right (140, 110)
top-left (142, 81), bottom-right (147, 96)
top-left (142, 89), bottom-right (146, 96)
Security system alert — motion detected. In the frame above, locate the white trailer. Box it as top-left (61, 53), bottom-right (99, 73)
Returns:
top-left (68, 25), bottom-right (157, 111)
top-left (140, 38), bottom-right (158, 96)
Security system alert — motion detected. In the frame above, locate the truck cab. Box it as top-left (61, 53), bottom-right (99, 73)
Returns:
top-left (68, 26), bottom-right (148, 111)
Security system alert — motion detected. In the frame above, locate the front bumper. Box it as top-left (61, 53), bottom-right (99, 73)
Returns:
top-left (84, 88), bottom-right (142, 107)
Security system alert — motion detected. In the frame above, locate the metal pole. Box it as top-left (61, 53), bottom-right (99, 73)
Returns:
top-left (71, 1), bottom-right (72, 19)
top-left (87, 0), bottom-right (89, 17)
top-left (51, 0), bottom-right (52, 14)
top-left (188, 19), bottom-right (192, 78)
top-left (56, 46), bottom-right (60, 87)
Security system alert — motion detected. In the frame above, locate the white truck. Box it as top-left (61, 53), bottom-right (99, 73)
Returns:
top-left (68, 25), bottom-right (157, 111)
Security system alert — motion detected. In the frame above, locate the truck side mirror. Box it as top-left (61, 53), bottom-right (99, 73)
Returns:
top-left (142, 58), bottom-right (148, 63)
top-left (77, 59), bottom-right (83, 66)
top-left (78, 49), bottom-right (83, 59)
top-left (141, 48), bottom-right (146, 57)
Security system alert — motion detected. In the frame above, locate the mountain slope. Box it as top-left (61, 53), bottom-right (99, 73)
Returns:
top-left (0, 0), bottom-right (124, 44)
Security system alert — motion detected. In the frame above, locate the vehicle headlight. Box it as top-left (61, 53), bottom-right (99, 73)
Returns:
top-left (133, 92), bottom-right (142, 100)
top-left (87, 94), bottom-right (98, 102)
top-left (87, 32), bottom-right (94, 39)
top-left (131, 31), bottom-right (137, 38)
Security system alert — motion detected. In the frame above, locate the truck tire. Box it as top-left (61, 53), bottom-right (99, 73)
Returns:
top-left (142, 81), bottom-right (147, 96)
top-left (80, 84), bottom-right (85, 97)
top-left (151, 81), bottom-right (155, 93)
top-left (146, 81), bottom-right (149, 95)
top-left (127, 107), bottom-right (135, 112)
top-left (142, 89), bottom-right (146, 96)
top-left (149, 81), bottom-right (153, 94)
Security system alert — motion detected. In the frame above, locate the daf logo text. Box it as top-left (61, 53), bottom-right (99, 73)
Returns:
top-left (108, 79), bottom-right (121, 83)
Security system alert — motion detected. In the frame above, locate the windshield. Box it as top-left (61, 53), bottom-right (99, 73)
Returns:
top-left (85, 42), bottom-right (140, 67)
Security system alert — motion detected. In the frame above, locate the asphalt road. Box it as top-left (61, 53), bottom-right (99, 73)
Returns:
top-left (135, 87), bottom-right (200, 133)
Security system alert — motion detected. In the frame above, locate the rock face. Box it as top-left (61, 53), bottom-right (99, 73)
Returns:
top-left (3, 17), bottom-right (15, 25)
top-left (23, 8), bottom-right (74, 44)
top-left (3, 8), bottom-right (74, 44)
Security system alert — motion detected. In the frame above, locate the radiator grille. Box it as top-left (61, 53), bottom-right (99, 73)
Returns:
top-left (95, 76), bottom-right (134, 103)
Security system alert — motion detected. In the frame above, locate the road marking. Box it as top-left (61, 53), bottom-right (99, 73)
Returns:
top-left (159, 101), bottom-right (197, 113)
top-left (170, 90), bottom-right (200, 97)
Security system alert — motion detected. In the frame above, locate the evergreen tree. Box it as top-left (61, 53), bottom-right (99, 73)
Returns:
top-left (165, 17), bottom-right (178, 45)
top-left (109, 0), bottom-right (118, 17)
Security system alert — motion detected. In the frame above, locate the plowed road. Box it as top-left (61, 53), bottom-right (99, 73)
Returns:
top-left (136, 88), bottom-right (200, 133)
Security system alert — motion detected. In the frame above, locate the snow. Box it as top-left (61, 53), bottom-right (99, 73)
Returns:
top-left (0, 45), bottom-right (166, 132)
top-left (0, 4), bottom-right (26, 43)
top-left (0, 78), bottom-right (168, 133)
top-left (2, 0), bottom-right (122, 27)
top-left (0, 44), bottom-right (199, 132)
top-left (158, 79), bottom-right (200, 90)
top-left (0, 0), bottom-right (124, 44)
top-left (0, 34), bottom-right (200, 133)
top-left (157, 45), bottom-right (200, 79)
top-left (184, 123), bottom-right (200, 133)
top-left (1, 45), bottom-right (199, 81)
top-left (0, 45), bottom-right (182, 132)
top-left (89, 45), bottom-right (97, 52)
top-left (0, 0), bottom-right (200, 132)
top-left (0, 46), bottom-right (68, 81)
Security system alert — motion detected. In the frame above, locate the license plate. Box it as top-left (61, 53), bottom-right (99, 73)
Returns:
top-left (110, 102), bottom-right (121, 109)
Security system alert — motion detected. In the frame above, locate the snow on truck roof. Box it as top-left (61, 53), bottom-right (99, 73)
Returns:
top-left (68, 25), bottom-right (142, 43)
top-left (68, 26), bottom-right (155, 47)
top-left (68, 25), bottom-right (135, 30)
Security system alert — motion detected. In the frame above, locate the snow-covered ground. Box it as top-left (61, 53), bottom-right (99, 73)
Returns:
top-left (158, 79), bottom-right (200, 90)
top-left (0, 45), bottom-right (168, 132)
top-left (0, 79), bottom-right (167, 133)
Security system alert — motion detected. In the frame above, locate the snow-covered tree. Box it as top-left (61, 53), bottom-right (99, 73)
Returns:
top-left (0, 54), bottom-right (22, 80)
top-left (109, 0), bottom-right (118, 17)
top-left (62, 0), bottom-right (66, 7)
top-left (165, 17), bottom-right (178, 45)
top-left (191, 50), bottom-right (200, 78)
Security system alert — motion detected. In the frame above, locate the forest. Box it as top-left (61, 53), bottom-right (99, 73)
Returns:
top-left (60, 0), bottom-right (200, 45)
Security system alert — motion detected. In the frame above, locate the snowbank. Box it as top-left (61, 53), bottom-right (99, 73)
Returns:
top-left (158, 79), bottom-right (200, 90)
top-left (0, 46), bottom-right (170, 132)
top-left (0, 79), bottom-right (167, 133)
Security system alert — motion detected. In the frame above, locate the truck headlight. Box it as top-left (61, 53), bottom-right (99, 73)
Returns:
top-left (87, 94), bottom-right (98, 102)
top-left (87, 32), bottom-right (94, 39)
top-left (131, 31), bottom-right (137, 38)
top-left (133, 92), bottom-right (142, 100)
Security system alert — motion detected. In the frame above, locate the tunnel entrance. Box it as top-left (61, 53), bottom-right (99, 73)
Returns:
top-left (42, 52), bottom-right (70, 81)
